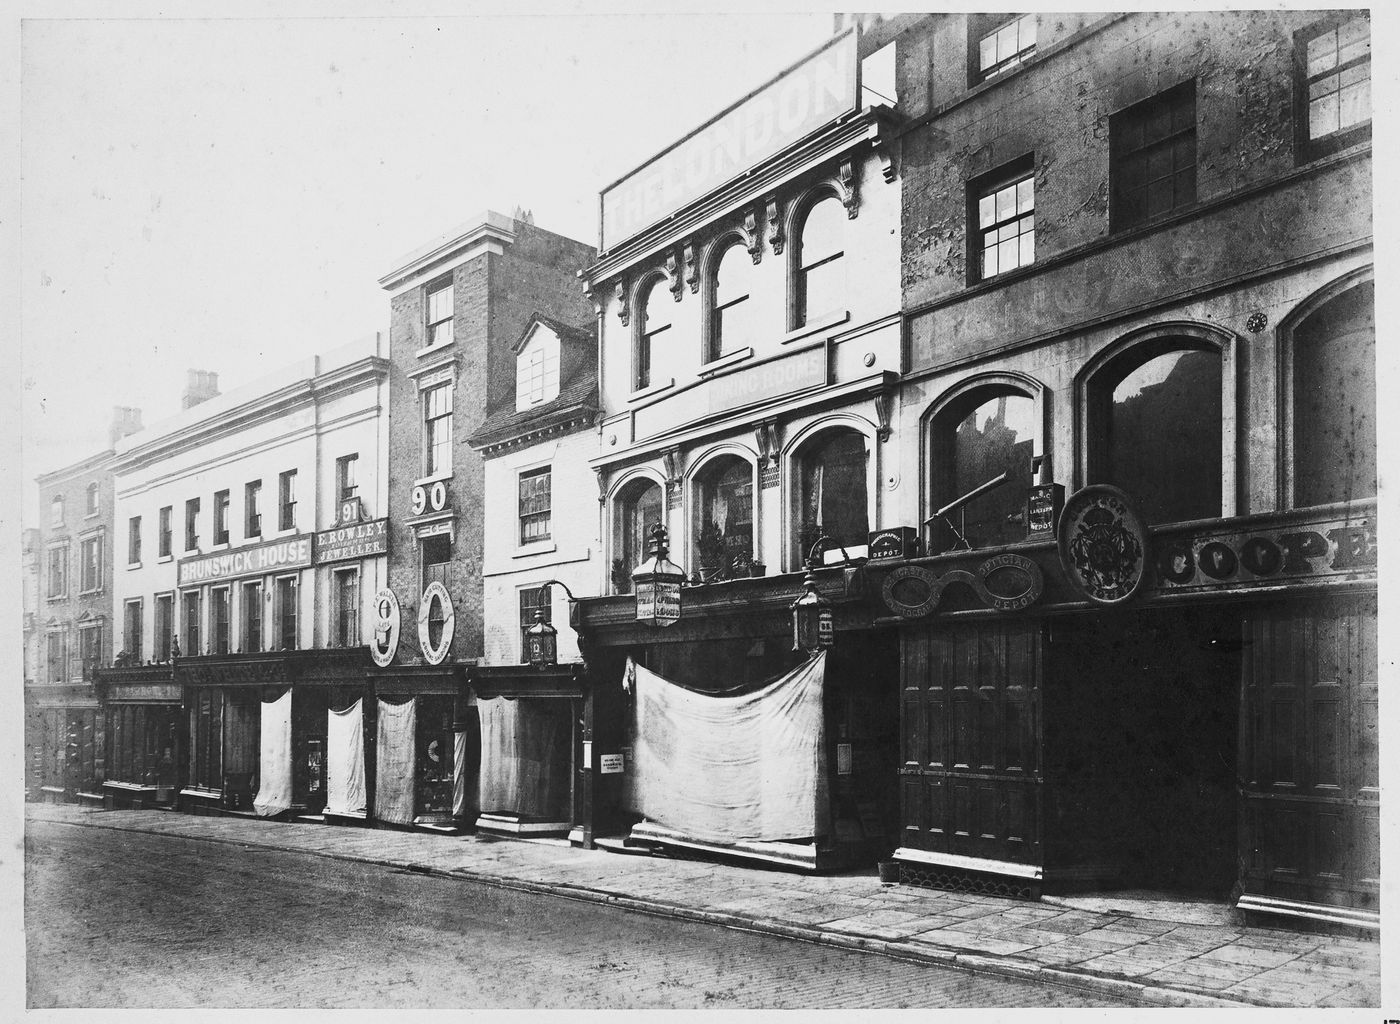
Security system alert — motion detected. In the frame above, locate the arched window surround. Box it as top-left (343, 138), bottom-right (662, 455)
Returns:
top-left (781, 415), bottom-right (879, 572)
top-left (1075, 320), bottom-right (1238, 520)
top-left (684, 443), bottom-right (761, 572)
top-left (629, 271), bottom-right (677, 394)
top-left (920, 371), bottom-right (1048, 555)
top-left (699, 231), bottom-right (759, 367)
top-left (785, 181), bottom-right (853, 332)
top-left (606, 466), bottom-right (669, 593)
top-left (1277, 266), bottom-right (1374, 510)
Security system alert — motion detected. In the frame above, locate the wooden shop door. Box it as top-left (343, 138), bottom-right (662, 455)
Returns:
top-left (899, 620), bottom-right (1043, 872)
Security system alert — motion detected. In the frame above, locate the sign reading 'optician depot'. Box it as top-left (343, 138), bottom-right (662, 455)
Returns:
top-left (599, 31), bottom-right (857, 249)
top-left (178, 536), bottom-right (313, 586)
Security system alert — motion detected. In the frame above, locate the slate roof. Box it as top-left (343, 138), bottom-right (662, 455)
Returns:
top-left (466, 316), bottom-right (598, 452)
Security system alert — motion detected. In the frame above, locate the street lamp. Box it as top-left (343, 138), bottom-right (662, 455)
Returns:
top-left (523, 579), bottom-right (578, 669)
top-left (792, 539), bottom-right (835, 656)
top-left (632, 524), bottom-right (685, 627)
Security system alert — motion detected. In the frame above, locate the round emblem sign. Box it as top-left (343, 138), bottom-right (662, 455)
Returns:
top-left (1057, 485), bottom-right (1149, 605)
top-left (417, 581), bottom-right (455, 666)
top-left (370, 588), bottom-right (401, 667)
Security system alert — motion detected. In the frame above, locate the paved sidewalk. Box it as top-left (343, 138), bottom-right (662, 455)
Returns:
top-left (25, 804), bottom-right (1379, 1008)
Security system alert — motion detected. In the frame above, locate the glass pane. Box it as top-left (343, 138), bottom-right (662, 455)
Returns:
top-left (995, 184), bottom-right (1016, 224)
top-left (1339, 63), bottom-right (1368, 89)
top-left (643, 277), bottom-right (673, 332)
top-left (1295, 281), bottom-right (1374, 506)
top-left (801, 431), bottom-right (868, 553)
top-left (996, 23), bottom-right (1017, 63)
top-left (998, 238), bottom-right (1019, 273)
top-left (1020, 14), bottom-right (1036, 47)
top-left (942, 392), bottom-right (1036, 550)
top-left (979, 34), bottom-right (997, 73)
top-left (715, 296), bottom-right (753, 357)
top-left (982, 243), bottom-right (998, 279)
top-left (699, 458), bottom-right (753, 568)
top-left (800, 197), bottom-right (845, 266)
top-left (1340, 80), bottom-right (1369, 129)
top-left (1016, 176), bottom-right (1034, 213)
top-left (1337, 18), bottom-right (1369, 56)
top-left (1107, 348), bottom-right (1222, 524)
top-left (1310, 72), bottom-right (1339, 102)
top-left (1310, 95), bottom-right (1340, 138)
top-left (1019, 229), bottom-right (1035, 268)
top-left (714, 241), bottom-right (752, 306)
top-left (802, 255), bottom-right (844, 325)
top-left (1307, 30), bottom-right (1337, 77)
top-left (978, 193), bottom-right (996, 229)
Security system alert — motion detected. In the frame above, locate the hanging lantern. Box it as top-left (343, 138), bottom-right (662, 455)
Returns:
top-left (791, 566), bottom-right (834, 655)
top-left (632, 524), bottom-right (685, 627)
top-left (524, 608), bottom-right (558, 668)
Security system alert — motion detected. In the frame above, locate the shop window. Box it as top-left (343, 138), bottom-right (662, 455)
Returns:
top-left (245, 481), bottom-right (262, 538)
top-left (336, 455), bottom-right (358, 502)
top-left (707, 238), bottom-right (757, 363)
top-left (79, 534), bottom-right (103, 593)
top-left (426, 278), bottom-right (454, 348)
top-left (158, 505), bottom-right (172, 557)
top-left (1297, 16), bottom-right (1370, 159)
top-left (210, 587), bottom-right (230, 655)
top-left (334, 569), bottom-right (360, 647)
top-left (189, 691), bottom-right (223, 791)
top-left (694, 455), bottom-right (754, 574)
top-left (50, 495), bottom-right (64, 527)
top-left (278, 470), bottom-right (297, 531)
top-left (1290, 278), bottom-right (1375, 507)
top-left (1111, 81), bottom-right (1196, 231)
top-left (124, 599), bottom-right (143, 663)
top-left (183, 589), bottom-right (202, 656)
top-left (421, 534), bottom-right (451, 590)
top-left (128, 516), bottom-right (141, 565)
top-left (794, 428), bottom-right (869, 565)
top-left (78, 622), bottom-right (103, 679)
top-left (516, 331), bottom-right (560, 409)
top-left (518, 467), bottom-right (552, 545)
top-left (972, 159), bottom-right (1035, 282)
top-left (634, 275), bottom-right (672, 391)
top-left (47, 630), bottom-right (67, 683)
top-left (794, 195), bottom-right (845, 328)
top-left (970, 13), bottom-right (1036, 85)
top-left (240, 581), bottom-right (261, 653)
top-left (185, 497), bottom-right (200, 551)
top-left (518, 586), bottom-right (551, 662)
top-left (47, 544), bottom-right (68, 599)
top-left (85, 483), bottom-right (99, 516)
top-left (929, 387), bottom-right (1038, 553)
top-left (612, 479), bottom-right (663, 594)
top-left (423, 383), bottom-right (453, 477)
top-left (214, 489), bottom-right (230, 545)
top-left (1087, 339), bottom-right (1223, 525)
top-left (275, 574), bottom-right (298, 651)
top-left (155, 593), bottom-right (174, 661)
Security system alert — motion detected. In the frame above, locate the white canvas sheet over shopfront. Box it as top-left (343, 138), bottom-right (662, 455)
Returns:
top-left (624, 653), bottom-right (829, 843)
top-left (253, 689), bottom-right (293, 817)
top-left (326, 699), bottom-right (367, 818)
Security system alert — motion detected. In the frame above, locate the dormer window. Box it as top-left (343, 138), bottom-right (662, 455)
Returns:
top-left (515, 323), bottom-right (561, 411)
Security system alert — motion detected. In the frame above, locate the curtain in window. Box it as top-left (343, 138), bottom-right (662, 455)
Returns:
top-left (622, 653), bottom-right (829, 843)
top-left (375, 698), bottom-right (417, 825)
top-left (254, 689), bottom-right (293, 817)
top-left (325, 699), bottom-right (367, 818)
top-left (478, 697), bottom-right (572, 820)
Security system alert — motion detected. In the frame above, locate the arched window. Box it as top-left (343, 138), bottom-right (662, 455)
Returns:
top-left (635, 276), bottom-right (673, 391)
top-left (794, 429), bottom-right (868, 564)
top-left (1087, 340), bottom-right (1223, 525)
top-left (795, 195), bottom-right (845, 328)
top-left (693, 456), bottom-right (753, 573)
top-left (1291, 279), bottom-right (1374, 507)
top-left (929, 387), bottom-right (1038, 552)
top-left (612, 478), bottom-right (663, 594)
top-left (708, 239), bottom-right (756, 362)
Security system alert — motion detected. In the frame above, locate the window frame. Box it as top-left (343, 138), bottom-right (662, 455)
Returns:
top-left (792, 193), bottom-right (847, 330)
top-left (786, 422), bottom-right (875, 570)
top-left (50, 495), bottom-right (65, 528)
top-left (422, 383), bottom-right (454, 478)
top-left (209, 586), bottom-right (231, 655)
top-left (610, 475), bottom-right (666, 595)
top-left (425, 277), bottom-right (455, 349)
top-left (1295, 14), bottom-right (1371, 161)
top-left (634, 274), bottom-right (673, 393)
top-left (79, 532), bottom-right (104, 594)
top-left (969, 157), bottom-right (1036, 284)
top-left (333, 567), bottom-right (361, 648)
top-left (245, 480), bottom-right (262, 538)
top-left (336, 455), bottom-right (359, 502)
top-left (969, 13), bottom-right (1037, 86)
top-left (518, 466), bottom-right (553, 547)
top-left (128, 516), bottom-right (142, 566)
top-left (185, 497), bottom-right (200, 552)
top-left (154, 592), bottom-right (174, 662)
top-left (124, 598), bottom-right (144, 663)
top-left (47, 627), bottom-right (68, 683)
top-left (213, 489), bottom-right (231, 545)
top-left (240, 580), bottom-right (262, 654)
top-left (705, 236), bottom-right (757, 364)
top-left (1110, 80), bottom-right (1198, 233)
top-left (46, 542), bottom-right (69, 600)
top-left (85, 482), bottom-right (100, 517)
top-left (420, 534), bottom-right (451, 592)
top-left (278, 470), bottom-right (297, 532)
top-left (690, 452), bottom-right (757, 573)
top-left (518, 584), bottom-right (552, 663)
top-left (78, 619), bottom-right (104, 678)
top-left (274, 573), bottom-right (298, 651)
top-left (182, 589), bottom-right (203, 657)
top-left (158, 506), bottom-right (173, 558)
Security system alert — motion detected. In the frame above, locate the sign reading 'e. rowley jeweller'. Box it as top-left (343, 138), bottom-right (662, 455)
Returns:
top-left (315, 518), bottom-right (389, 565)
top-left (178, 536), bottom-right (313, 586)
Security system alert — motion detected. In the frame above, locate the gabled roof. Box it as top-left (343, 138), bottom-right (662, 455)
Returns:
top-left (512, 313), bottom-right (594, 356)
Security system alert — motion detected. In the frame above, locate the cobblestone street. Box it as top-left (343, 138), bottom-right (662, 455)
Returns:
top-left (26, 819), bottom-right (1132, 1008)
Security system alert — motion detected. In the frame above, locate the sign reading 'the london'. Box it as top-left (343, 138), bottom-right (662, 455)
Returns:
top-left (178, 536), bottom-right (313, 586)
top-left (600, 30), bottom-right (857, 249)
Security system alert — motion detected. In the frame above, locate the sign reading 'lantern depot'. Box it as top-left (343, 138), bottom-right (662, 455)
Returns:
top-left (599, 30), bottom-right (857, 249)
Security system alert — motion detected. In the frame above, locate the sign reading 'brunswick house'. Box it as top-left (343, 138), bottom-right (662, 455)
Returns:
top-left (175, 519), bottom-right (389, 586)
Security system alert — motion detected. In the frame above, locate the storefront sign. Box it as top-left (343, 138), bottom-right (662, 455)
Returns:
top-left (370, 588), bottom-right (401, 668)
top-left (1057, 485), bottom-right (1148, 605)
top-left (178, 535), bottom-right (312, 586)
top-left (417, 581), bottom-right (455, 665)
top-left (880, 554), bottom-right (1044, 618)
top-left (1155, 516), bottom-right (1376, 592)
top-left (867, 526), bottom-right (919, 562)
top-left (634, 580), bottom-right (681, 626)
top-left (600, 754), bottom-right (625, 774)
top-left (315, 518), bottom-right (388, 565)
top-left (600, 31), bottom-right (857, 249)
top-left (1026, 483), bottom-right (1065, 538)
top-left (633, 346), bottom-right (825, 441)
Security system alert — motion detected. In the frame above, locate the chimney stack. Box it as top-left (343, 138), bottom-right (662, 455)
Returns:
top-left (182, 369), bottom-right (220, 410)
top-left (109, 406), bottom-right (144, 447)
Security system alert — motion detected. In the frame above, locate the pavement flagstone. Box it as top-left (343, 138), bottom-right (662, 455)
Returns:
top-left (24, 803), bottom-right (1380, 1008)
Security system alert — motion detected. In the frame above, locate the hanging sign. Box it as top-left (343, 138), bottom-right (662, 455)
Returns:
top-left (417, 581), bottom-right (455, 666)
top-left (1057, 485), bottom-right (1149, 605)
top-left (370, 588), bottom-right (401, 668)
top-left (879, 553), bottom-right (1044, 618)
top-left (599, 754), bottom-right (625, 775)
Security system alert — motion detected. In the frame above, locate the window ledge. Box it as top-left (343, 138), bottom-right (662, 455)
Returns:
top-left (513, 541), bottom-right (558, 559)
top-left (157, 554), bottom-right (173, 564)
top-left (412, 471), bottom-right (454, 488)
top-left (781, 310), bottom-right (850, 346)
top-left (698, 347), bottom-right (754, 377)
top-left (628, 378), bottom-right (675, 404)
top-left (127, 562), bottom-right (143, 571)
top-left (415, 339), bottom-right (456, 359)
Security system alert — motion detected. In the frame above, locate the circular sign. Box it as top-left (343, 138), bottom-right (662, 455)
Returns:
top-left (881, 566), bottom-right (943, 618)
top-left (1197, 542), bottom-right (1239, 581)
top-left (370, 588), bottom-right (401, 668)
top-left (417, 581), bottom-right (455, 666)
top-left (976, 553), bottom-right (1044, 612)
top-left (1057, 485), bottom-right (1149, 605)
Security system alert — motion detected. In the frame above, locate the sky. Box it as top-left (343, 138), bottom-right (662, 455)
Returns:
top-left (15, 4), bottom-right (835, 522)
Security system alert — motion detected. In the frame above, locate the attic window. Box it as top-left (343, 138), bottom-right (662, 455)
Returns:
top-left (516, 327), bottom-right (561, 411)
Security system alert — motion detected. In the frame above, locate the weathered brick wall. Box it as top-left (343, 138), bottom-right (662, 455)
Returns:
top-left (36, 455), bottom-right (117, 674)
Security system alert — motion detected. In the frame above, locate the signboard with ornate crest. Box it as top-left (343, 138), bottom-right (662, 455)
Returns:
top-left (1057, 485), bottom-right (1149, 605)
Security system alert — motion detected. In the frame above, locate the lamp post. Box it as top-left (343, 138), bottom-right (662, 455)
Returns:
top-left (632, 524), bottom-right (685, 627)
top-left (791, 538), bottom-right (835, 656)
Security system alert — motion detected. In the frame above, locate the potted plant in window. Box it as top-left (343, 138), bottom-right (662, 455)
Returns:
top-left (695, 520), bottom-right (726, 579)
top-left (611, 558), bottom-right (632, 595)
